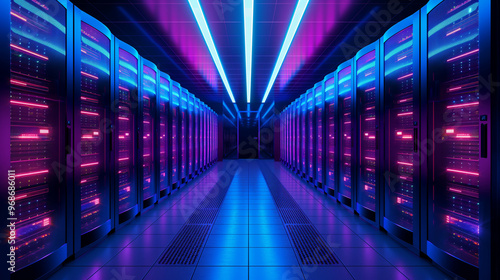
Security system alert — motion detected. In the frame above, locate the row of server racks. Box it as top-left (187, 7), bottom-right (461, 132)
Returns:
top-left (1, 1), bottom-right (219, 279)
top-left (279, 0), bottom-right (497, 279)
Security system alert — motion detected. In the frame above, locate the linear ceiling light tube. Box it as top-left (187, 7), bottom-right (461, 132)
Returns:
top-left (188, 0), bottom-right (236, 103)
top-left (261, 0), bottom-right (309, 103)
top-left (244, 0), bottom-right (254, 103)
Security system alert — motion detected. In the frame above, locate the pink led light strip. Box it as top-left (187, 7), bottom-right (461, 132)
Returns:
top-left (397, 73), bottom-right (413, 80)
top-left (10, 12), bottom-right (27, 22)
top-left (81, 110), bottom-right (99, 116)
top-left (10, 44), bottom-right (48, 60)
top-left (446, 168), bottom-right (479, 176)
top-left (81, 162), bottom-right (99, 167)
top-left (81, 71), bottom-right (99, 80)
top-left (446, 102), bottom-right (479, 109)
top-left (10, 100), bottom-right (48, 109)
top-left (447, 49), bottom-right (479, 62)
top-left (17, 170), bottom-right (49, 178)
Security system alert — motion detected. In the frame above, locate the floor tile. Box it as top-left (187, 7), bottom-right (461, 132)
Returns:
top-left (249, 224), bottom-right (286, 235)
top-left (347, 266), bottom-right (407, 280)
top-left (332, 247), bottom-right (391, 266)
top-left (198, 247), bottom-right (249, 266)
top-left (66, 247), bottom-right (123, 267)
top-left (324, 234), bottom-right (369, 248)
top-left (302, 267), bottom-right (354, 280)
top-left (249, 248), bottom-right (299, 266)
top-left (205, 234), bottom-right (249, 247)
top-left (249, 234), bottom-right (292, 248)
top-left (94, 234), bottom-right (138, 248)
top-left (105, 247), bottom-right (165, 266)
top-left (211, 224), bottom-right (249, 235)
top-left (250, 266), bottom-right (304, 280)
top-left (127, 234), bottom-right (176, 248)
top-left (144, 267), bottom-right (195, 280)
top-left (358, 234), bottom-right (403, 248)
top-left (46, 266), bottom-right (100, 280)
top-left (397, 266), bottom-right (455, 280)
top-left (192, 266), bottom-right (248, 280)
top-left (374, 247), bottom-right (432, 266)
top-left (88, 266), bottom-right (151, 280)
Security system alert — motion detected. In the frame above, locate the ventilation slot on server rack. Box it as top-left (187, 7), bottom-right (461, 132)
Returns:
top-left (259, 163), bottom-right (340, 266)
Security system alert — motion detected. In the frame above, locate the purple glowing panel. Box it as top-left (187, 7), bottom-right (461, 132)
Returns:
top-left (194, 99), bottom-right (199, 171)
top-left (80, 22), bottom-right (111, 233)
top-left (117, 48), bottom-right (138, 213)
top-left (384, 25), bottom-right (415, 230)
top-left (301, 95), bottom-right (307, 173)
top-left (315, 84), bottom-right (324, 184)
top-left (307, 90), bottom-right (314, 179)
top-left (142, 65), bottom-right (156, 201)
top-left (9, 0), bottom-right (67, 269)
top-left (427, 0), bottom-right (480, 267)
top-left (338, 65), bottom-right (353, 201)
top-left (278, 1), bottom-right (353, 89)
top-left (325, 75), bottom-right (336, 191)
top-left (171, 84), bottom-right (179, 185)
top-left (295, 100), bottom-right (300, 170)
top-left (142, 0), bottom-right (218, 88)
top-left (188, 95), bottom-right (193, 176)
top-left (159, 75), bottom-right (170, 191)
top-left (180, 90), bottom-right (187, 180)
top-left (356, 50), bottom-right (377, 212)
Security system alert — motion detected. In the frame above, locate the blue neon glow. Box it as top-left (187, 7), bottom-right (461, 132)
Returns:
top-left (261, 101), bottom-right (275, 119)
top-left (11, 27), bottom-right (66, 55)
top-left (247, 104), bottom-right (250, 117)
top-left (119, 76), bottom-right (138, 87)
top-left (244, 0), bottom-right (254, 103)
top-left (82, 37), bottom-right (110, 59)
top-left (119, 60), bottom-right (138, 75)
top-left (143, 87), bottom-right (156, 95)
top-left (188, 0), bottom-right (235, 103)
top-left (82, 59), bottom-right (110, 75)
top-left (385, 61), bottom-right (413, 76)
top-left (339, 88), bottom-right (351, 95)
top-left (325, 95), bottom-right (335, 101)
top-left (143, 74), bottom-right (157, 84)
top-left (428, 33), bottom-right (478, 58)
top-left (233, 103), bottom-right (242, 119)
top-left (223, 102), bottom-right (235, 119)
top-left (262, 0), bottom-right (310, 103)
top-left (428, 3), bottom-right (478, 37)
top-left (357, 77), bottom-right (375, 88)
top-left (160, 84), bottom-right (170, 91)
top-left (356, 61), bottom-right (375, 75)
top-left (384, 41), bottom-right (413, 61)
top-left (15, 0), bottom-right (66, 33)
top-left (338, 75), bottom-right (351, 85)
top-left (325, 85), bottom-right (335, 92)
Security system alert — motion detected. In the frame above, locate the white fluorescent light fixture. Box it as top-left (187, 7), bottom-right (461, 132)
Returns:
top-left (261, 0), bottom-right (310, 103)
top-left (244, 0), bottom-right (254, 103)
top-left (188, 0), bottom-right (236, 103)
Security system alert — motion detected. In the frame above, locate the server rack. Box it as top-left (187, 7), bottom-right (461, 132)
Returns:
top-left (314, 82), bottom-right (325, 190)
top-left (4, 0), bottom-right (73, 278)
top-left (114, 39), bottom-right (139, 226)
top-left (188, 92), bottom-right (194, 179)
top-left (159, 72), bottom-right (171, 198)
top-left (355, 41), bottom-right (381, 223)
top-left (295, 99), bottom-right (300, 173)
top-left (74, 8), bottom-right (114, 250)
top-left (337, 59), bottom-right (355, 208)
top-left (324, 72), bottom-right (337, 198)
top-left (300, 95), bottom-right (307, 176)
top-left (139, 58), bottom-right (158, 209)
top-left (180, 88), bottom-right (187, 182)
top-left (201, 103), bottom-right (206, 170)
top-left (306, 89), bottom-right (315, 182)
top-left (170, 82), bottom-right (180, 189)
top-left (194, 98), bottom-right (200, 174)
top-left (421, 0), bottom-right (494, 278)
top-left (381, 10), bottom-right (420, 248)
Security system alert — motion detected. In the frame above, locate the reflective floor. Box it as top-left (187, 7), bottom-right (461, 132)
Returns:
top-left (49, 160), bottom-right (452, 280)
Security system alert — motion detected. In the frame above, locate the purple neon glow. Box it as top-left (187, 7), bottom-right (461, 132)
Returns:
top-left (142, 0), bottom-right (219, 89)
top-left (278, 1), bottom-right (353, 89)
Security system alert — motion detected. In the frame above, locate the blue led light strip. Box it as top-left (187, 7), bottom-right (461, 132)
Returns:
top-left (262, 0), bottom-right (310, 103)
top-left (244, 0), bottom-right (254, 103)
top-left (188, 0), bottom-right (236, 103)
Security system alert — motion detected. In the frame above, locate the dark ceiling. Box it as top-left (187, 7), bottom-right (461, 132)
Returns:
top-left (71, 0), bottom-right (428, 113)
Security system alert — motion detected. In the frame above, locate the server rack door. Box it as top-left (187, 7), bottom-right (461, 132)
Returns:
top-left (307, 89), bottom-right (315, 182)
top-left (201, 104), bottom-right (205, 169)
top-left (74, 9), bottom-right (113, 249)
top-left (295, 100), bottom-right (301, 172)
top-left (355, 42), bottom-right (380, 223)
top-left (171, 82), bottom-right (180, 188)
top-left (6, 0), bottom-right (72, 277)
top-left (194, 99), bottom-right (199, 173)
top-left (315, 82), bottom-right (325, 189)
top-left (188, 93), bottom-right (194, 178)
top-left (422, 0), bottom-right (489, 278)
top-left (114, 40), bottom-right (139, 225)
top-left (337, 60), bottom-right (354, 207)
top-left (159, 72), bottom-right (170, 197)
top-left (140, 59), bottom-right (158, 209)
top-left (381, 11), bottom-right (420, 247)
top-left (180, 89), bottom-right (187, 182)
top-left (291, 103), bottom-right (296, 170)
top-left (324, 73), bottom-right (337, 197)
top-left (300, 95), bottom-right (307, 175)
